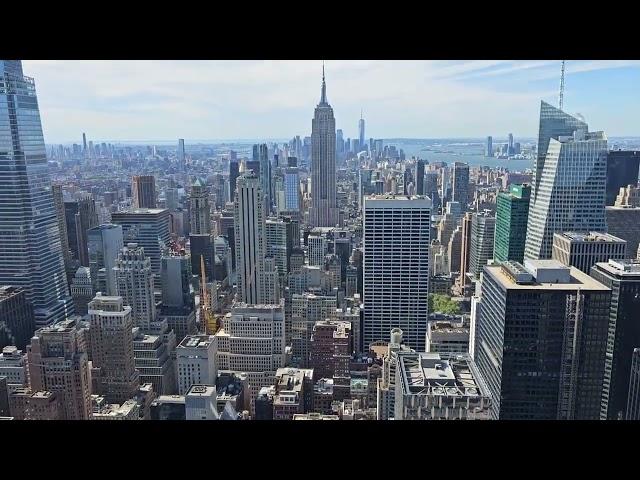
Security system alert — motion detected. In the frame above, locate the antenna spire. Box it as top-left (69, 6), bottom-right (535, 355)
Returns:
top-left (559, 60), bottom-right (565, 111)
top-left (320, 61), bottom-right (327, 104)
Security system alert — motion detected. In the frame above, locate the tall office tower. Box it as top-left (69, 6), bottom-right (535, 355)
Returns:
top-left (358, 111), bottom-right (365, 150)
top-left (265, 219), bottom-right (288, 280)
top-left (336, 129), bottom-right (344, 158)
top-left (507, 133), bottom-right (514, 155)
top-left (284, 166), bottom-right (300, 212)
top-left (177, 138), bottom-right (186, 171)
top-left (64, 194), bottom-right (99, 266)
top-left (605, 151), bottom-right (640, 205)
top-left (351, 138), bottom-right (359, 154)
top-left (253, 143), bottom-right (272, 214)
top-left (111, 208), bottom-right (171, 275)
top-left (88, 294), bottom-right (139, 404)
top-left (188, 178), bottom-right (211, 235)
top-left (447, 225), bottom-right (462, 274)
top-left (552, 232), bottom-right (626, 274)
top-left (291, 293), bottom-right (337, 367)
top-left (262, 257), bottom-right (280, 305)
top-left (452, 162), bottom-right (470, 208)
top-left (51, 184), bottom-right (73, 279)
top-left (363, 195), bottom-right (431, 351)
top-left (628, 349), bottom-right (640, 419)
top-left (308, 234), bottom-right (328, 267)
top-left (532, 100), bottom-right (589, 202)
top-left (309, 320), bottom-right (351, 399)
top-left (309, 67), bottom-right (339, 227)
top-left (229, 159), bottom-right (240, 203)
top-left (403, 167), bottom-right (413, 195)
top-left (87, 224), bottom-right (124, 295)
top-left (415, 160), bottom-right (425, 195)
top-left (468, 211), bottom-right (496, 279)
top-left (82, 132), bottom-right (88, 155)
top-left (114, 243), bottom-right (156, 330)
top-left (0, 60), bottom-right (74, 327)
top-left (215, 302), bottom-right (286, 409)
top-left (234, 174), bottom-right (266, 305)
top-left (132, 328), bottom-right (173, 395)
top-left (525, 127), bottom-right (607, 260)
top-left (132, 175), bottom-right (157, 209)
top-left (0, 286), bottom-right (35, 350)
top-left (457, 212), bottom-right (474, 289)
top-left (176, 335), bottom-right (217, 395)
top-left (476, 260), bottom-right (610, 420)
top-left (70, 267), bottom-right (93, 315)
top-left (486, 136), bottom-right (493, 157)
top-left (590, 260), bottom-right (640, 419)
top-left (161, 254), bottom-right (192, 310)
top-left (28, 318), bottom-right (92, 420)
top-left (493, 184), bottom-right (531, 264)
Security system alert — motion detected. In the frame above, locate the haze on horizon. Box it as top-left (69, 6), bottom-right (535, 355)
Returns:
top-left (23, 60), bottom-right (640, 144)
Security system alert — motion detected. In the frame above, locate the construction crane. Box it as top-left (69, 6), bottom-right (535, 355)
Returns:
top-left (559, 60), bottom-right (566, 111)
top-left (200, 254), bottom-right (219, 335)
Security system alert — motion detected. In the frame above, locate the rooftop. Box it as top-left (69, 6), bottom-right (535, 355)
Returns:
top-left (555, 231), bottom-right (626, 243)
top-left (593, 259), bottom-right (640, 277)
top-left (487, 262), bottom-right (609, 291)
top-left (186, 385), bottom-right (216, 397)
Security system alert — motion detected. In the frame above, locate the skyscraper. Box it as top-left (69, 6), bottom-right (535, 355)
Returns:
top-left (493, 184), bottom-right (531, 264)
top-left (486, 136), bottom-right (493, 157)
top-left (0, 60), bottom-right (74, 326)
top-left (309, 66), bottom-right (339, 227)
top-left (627, 349), bottom-right (640, 420)
top-left (507, 133), bottom-right (514, 155)
top-left (590, 260), bottom-right (640, 420)
top-left (476, 260), bottom-right (610, 420)
top-left (188, 178), bottom-right (211, 235)
top-left (234, 174), bottom-right (266, 305)
top-left (27, 318), bottom-right (92, 420)
top-left (87, 224), bottom-right (124, 296)
top-left (229, 158), bottom-right (240, 203)
top-left (525, 108), bottom-right (607, 260)
top-left (284, 165), bottom-right (300, 212)
top-left (452, 162), bottom-right (470, 208)
top-left (358, 110), bottom-right (365, 150)
top-left (132, 175), bottom-right (157, 209)
top-left (51, 184), bottom-right (73, 280)
top-left (114, 243), bottom-right (156, 330)
top-left (88, 294), bottom-right (140, 404)
top-left (552, 232), bottom-right (626, 274)
top-left (363, 195), bottom-right (431, 351)
top-left (415, 160), bottom-right (425, 195)
top-left (605, 150), bottom-right (640, 206)
top-left (468, 211), bottom-right (496, 279)
top-left (177, 139), bottom-right (186, 171)
top-left (257, 144), bottom-right (272, 214)
top-left (0, 286), bottom-right (35, 350)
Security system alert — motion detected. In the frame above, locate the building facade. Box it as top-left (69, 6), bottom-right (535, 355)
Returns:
top-left (493, 184), bottom-right (531, 264)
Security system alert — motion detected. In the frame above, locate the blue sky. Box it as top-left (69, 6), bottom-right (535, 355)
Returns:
top-left (22, 60), bottom-right (640, 143)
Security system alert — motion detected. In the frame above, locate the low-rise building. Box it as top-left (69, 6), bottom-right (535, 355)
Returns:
top-left (0, 346), bottom-right (27, 392)
top-left (9, 388), bottom-right (63, 420)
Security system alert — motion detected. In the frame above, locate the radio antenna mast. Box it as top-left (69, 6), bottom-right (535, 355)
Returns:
top-left (559, 60), bottom-right (566, 111)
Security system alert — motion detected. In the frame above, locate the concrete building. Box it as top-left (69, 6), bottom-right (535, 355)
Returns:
top-left (9, 388), bottom-right (62, 420)
top-left (426, 320), bottom-right (470, 354)
top-left (552, 231), bottom-right (626, 274)
top-left (309, 320), bottom-right (351, 400)
top-left (265, 218), bottom-right (288, 280)
top-left (161, 254), bottom-right (193, 310)
top-left (188, 178), bottom-right (211, 235)
top-left (363, 195), bottom-right (431, 351)
top-left (272, 367), bottom-right (314, 420)
top-left (87, 224), bottom-right (124, 295)
top-left (0, 346), bottom-right (27, 392)
top-left (64, 194), bottom-right (99, 267)
top-left (475, 260), bottom-right (610, 420)
top-left (27, 318), bottom-right (92, 420)
top-left (605, 151), bottom-right (640, 206)
top-left (70, 267), bottom-right (94, 316)
top-left (114, 243), bottom-right (156, 330)
top-left (132, 175), bottom-right (157, 209)
top-left (88, 294), bottom-right (139, 404)
top-left (111, 208), bottom-right (171, 275)
top-left (133, 329), bottom-right (174, 395)
top-left (291, 293), bottom-right (336, 367)
top-left (185, 385), bottom-right (218, 420)
top-left (456, 212), bottom-right (474, 295)
top-left (92, 399), bottom-right (139, 420)
top-left (0, 286), bottom-right (35, 350)
top-left (394, 352), bottom-right (491, 420)
top-left (52, 184), bottom-right (74, 283)
top-left (614, 184), bottom-right (640, 207)
top-left (215, 302), bottom-right (286, 409)
top-left (150, 395), bottom-right (186, 420)
top-left (590, 260), bottom-right (640, 419)
top-left (177, 335), bottom-right (217, 395)
top-left (308, 234), bottom-right (328, 267)
top-left (452, 162), bottom-right (470, 208)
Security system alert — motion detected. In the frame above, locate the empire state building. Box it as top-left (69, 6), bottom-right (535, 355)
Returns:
top-left (309, 66), bottom-right (339, 227)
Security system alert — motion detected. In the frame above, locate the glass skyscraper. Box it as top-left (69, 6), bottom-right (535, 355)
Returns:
top-left (493, 184), bottom-right (531, 264)
top-left (525, 103), bottom-right (608, 260)
top-left (0, 60), bottom-right (74, 327)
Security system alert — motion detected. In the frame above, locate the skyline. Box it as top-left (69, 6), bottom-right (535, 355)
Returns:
top-left (24, 60), bottom-right (640, 143)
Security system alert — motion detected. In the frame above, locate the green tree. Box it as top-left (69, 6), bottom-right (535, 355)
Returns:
top-left (429, 294), bottom-right (461, 315)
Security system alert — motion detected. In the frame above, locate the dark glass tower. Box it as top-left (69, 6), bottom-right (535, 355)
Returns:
top-left (0, 60), bottom-right (74, 326)
top-left (605, 150), bottom-right (640, 206)
top-left (493, 184), bottom-right (531, 264)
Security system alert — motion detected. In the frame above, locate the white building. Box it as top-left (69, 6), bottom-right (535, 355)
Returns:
top-left (185, 385), bottom-right (218, 420)
top-left (0, 346), bottom-right (27, 392)
top-left (552, 231), bottom-right (626, 274)
top-left (215, 302), bottom-right (286, 411)
top-left (363, 195), bottom-right (431, 351)
top-left (308, 235), bottom-right (327, 267)
top-left (176, 335), bottom-right (217, 395)
top-left (114, 243), bottom-right (156, 330)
